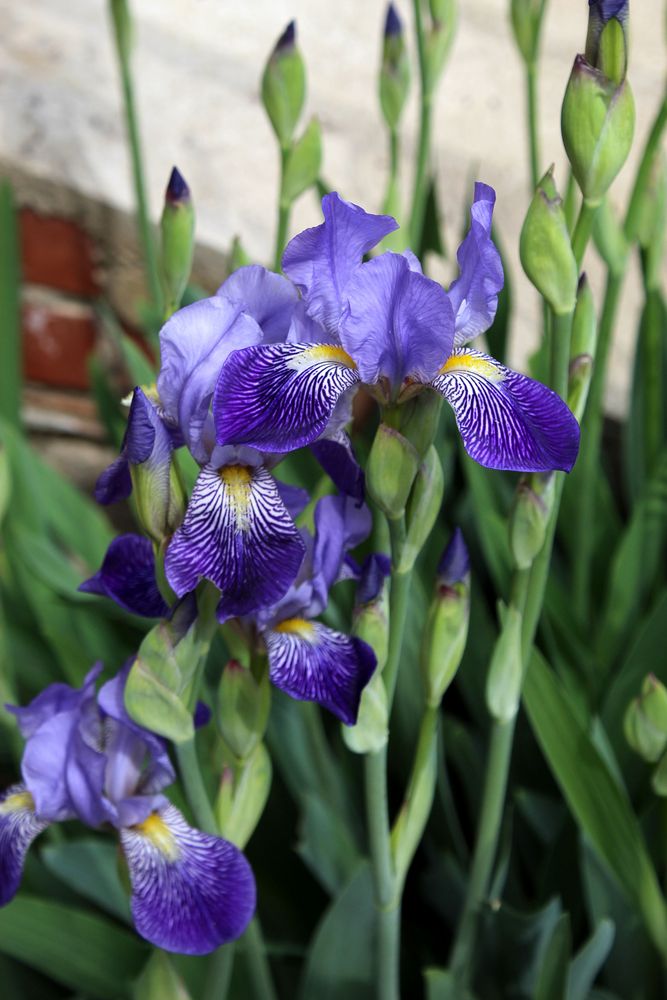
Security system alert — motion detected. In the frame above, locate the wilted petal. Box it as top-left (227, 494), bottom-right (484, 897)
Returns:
top-left (340, 253), bottom-right (454, 388)
top-left (214, 342), bottom-right (360, 453)
top-left (266, 619), bottom-right (376, 725)
top-left (164, 463), bottom-right (305, 620)
top-left (0, 785), bottom-right (48, 906)
top-left (448, 183), bottom-right (504, 346)
top-left (282, 192), bottom-right (398, 336)
top-left (121, 803), bottom-right (256, 955)
top-left (79, 534), bottom-right (169, 619)
top-left (432, 348), bottom-right (580, 472)
top-left (217, 265), bottom-right (298, 343)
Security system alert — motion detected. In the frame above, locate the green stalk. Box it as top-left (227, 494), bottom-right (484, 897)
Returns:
top-left (244, 919), bottom-right (278, 1000)
top-left (176, 736), bottom-right (218, 834)
top-left (526, 62), bottom-right (540, 191)
top-left (274, 146), bottom-right (291, 272)
top-left (571, 199), bottom-right (598, 268)
top-left (203, 945), bottom-right (235, 1000)
top-left (409, 0), bottom-right (433, 250)
top-left (109, 0), bottom-right (162, 317)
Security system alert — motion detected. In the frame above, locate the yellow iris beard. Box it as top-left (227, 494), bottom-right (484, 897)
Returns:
top-left (134, 813), bottom-right (180, 861)
top-left (440, 353), bottom-right (504, 382)
top-left (289, 345), bottom-right (356, 369)
top-left (273, 618), bottom-right (317, 641)
top-left (0, 790), bottom-right (35, 815)
top-left (220, 464), bottom-right (253, 530)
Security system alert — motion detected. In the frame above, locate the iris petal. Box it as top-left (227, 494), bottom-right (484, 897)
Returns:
top-left (214, 342), bottom-right (360, 453)
top-left (432, 347), bottom-right (580, 473)
top-left (266, 619), bottom-right (376, 725)
top-left (164, 463), bottom-right (305, 619)
top-left (121, 804), bottom-right (256, 955)
top-left (0, 785), bottom-right (48, 906)
top-left (79, 534), bottom-right (169, 619)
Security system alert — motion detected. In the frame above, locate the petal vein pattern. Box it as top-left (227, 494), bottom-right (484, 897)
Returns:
top-left (0, 785), bottom-right (48, 906)
top-left (432, 347), bottom-right (580, 472)
top-left (215, 343), bottom-right (361, 453)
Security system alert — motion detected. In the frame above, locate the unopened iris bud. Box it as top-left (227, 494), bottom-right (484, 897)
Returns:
top-left (420, 529), bottom-right (470, 707)
top-left (398, 389), bottom-right (443, 457)
top-left (261, 20), bottom-right (306, 149)
top-left (215, 743), bottom-right (272, 849)
top-left (520, 167), bottom-right (578, 315)
top-left (586, 1), bottom-right (628, 82)
top-left (568, 355), bottom-right (594, 423)
top-left (624, 675), bottom-right (667, 763)
top-left (217, 660), bottom-right (270, 761)
top-left (571, 274), bottom-right (597, 358)
top-left (352, 555), bottom-right (391, 671)
top-left (367, 423), bottom-right (420, 520)
top-left (561, 55), bottom-right (635, 205)
top-left (160, 167), bottom-right (195, 318)
top-left (510, 0), bottom-right (546, 65)
top-left (342, 672), bottom-right (389, 754)
top-left (486, 604), bottom-right (523, 724)
top-left (652, 753), bottom-right (667, 798)
top-left (509, 472), bottom-right (554, 570)
top-left (380, 4), bottom-right (410, 132)
top-left (424, 0), bottom-right (456, 89)
top-left (399, 446), bottom-right (445, 572)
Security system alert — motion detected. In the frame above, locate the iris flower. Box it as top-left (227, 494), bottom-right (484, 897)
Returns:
top-left (0, 665), bottom-right (255, 954)
top-left (214, 186), bottom-right (580, 474)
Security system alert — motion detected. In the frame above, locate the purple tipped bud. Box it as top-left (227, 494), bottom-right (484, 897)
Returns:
top-left (586, 0), bottom-right (629, 80)
top-left (384, 3), bottom-right (403, 37)
top-left (588, 0), bottom-right (628, 22)
top-left (437, 528), bottom-right (470, 587)
top-left (275, 19), bottom-right (296, 53)
top-left (166, 166), bottom-right (190, 205)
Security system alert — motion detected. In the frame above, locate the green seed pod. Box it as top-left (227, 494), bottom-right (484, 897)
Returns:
top-left (520, 167), bottom-right (578, 315)
top-left (217, 659), bottom-right (271, 761)
top-left (509, 472), bottom-right (554, 571)
top-left (366, 423), bottom-right (420, 520)
top-left (160, 167), bottom-right (195, 319)
top-left (486, 604), bottom-right (523, 724)
top-left (399, 446), bottom-right (445, 572)
top-left (261, 21), bottom-right (306, 149)
top-left (379, 4), bottom-right (411, 131)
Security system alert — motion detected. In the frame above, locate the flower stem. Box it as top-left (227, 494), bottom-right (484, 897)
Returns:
top-left (274, 146), bottom-right (291, 272)
top-left (526, 62), bottom-right (540, 191)
top-left (204, 944), bottom-right (235, 1000)
top-left (571, 199), bottom-right (598, 269)
top-left (384, 516), bottom-right (411, 706)
top-left (244, 918), bottom-right (278, 1000)
top-left (409, 0), bottom-right (432, 251)
top-left (365, 747), bottom-right (399, 1000)
top-left (176, 735), bottom-right (218, 835)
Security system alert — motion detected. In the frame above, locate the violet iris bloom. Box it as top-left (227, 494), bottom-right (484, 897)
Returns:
top-left (0, 665), bottom-right (255, 954)
top-left (215, 187), bottom-right (580, 475)
top-left (253, 494), bottom-right (376, 724)
top-left (79, 534), bottom-right (169, 618)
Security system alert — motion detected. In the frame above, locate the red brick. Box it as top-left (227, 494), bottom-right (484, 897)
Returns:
top-left (20, 209), bottom-right (99, 297)
top-left (22, 301), bottom-right (97, 390)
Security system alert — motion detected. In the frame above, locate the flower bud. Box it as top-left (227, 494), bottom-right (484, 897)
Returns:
top-left (398, 388), bottom-right (443, 457)
top-left (486, 604), bottom-right (523, 724)
top-left (509, 472), bottom-right (555, 570)
top-left (215, 743), bottom-right (272, 849)
top-left (571, 274), bottom-right (597, 358)
top-left (160, 167), bottom-right (195, 319)
top-left (567, 354), bottom-right (594, 423)
top-left (281, 117), bottom-right (322, 204)
top-left (353, 557), bottom-right (391, 671)
top-left (420, 529), bottom-right (470, 707)
top-left (510, 0), bottom-right (546, 65)
top-left (217, 659), bottom-right (270, 761)
top-left (379, 4), bottom-right (411, 132)
top-left (561, 56), bottom-right (635, 205)
top-left (399, 447), bottom-right (445, 572)
top-left (520, 167), bottom-right (578, 315)
top-left (624, 675), bottom-right (667, 763)
top-left (366, 423), bottom-right (420, 520)
top-left (652, 752), bottom-right (667, 798)
top-left (261, 21), bottom-right (306, 149)
top-left (586, 1), bottom-right (628, 83)
top-left (125, 622), bottom-right (201, 743)
top-left (424, 0), bottom-right (456, 88)
top-left (342, 672), bottom-right (389, 754)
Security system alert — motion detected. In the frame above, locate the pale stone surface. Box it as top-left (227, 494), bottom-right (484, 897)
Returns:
top-left (1, 0), bottom-right (665, 415)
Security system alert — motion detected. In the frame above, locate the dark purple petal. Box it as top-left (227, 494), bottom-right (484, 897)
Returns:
top-left (312, 494), bottom-right (372, 595)
top-left (217, 265), bottom-right (298, 343)
top-left (437, 528), bottom-right (470, 585)
top-left (432, 347), bottom-right (580, 473)
top-left (194, 702), bottom-right (212, 729)
top-left (447, 183), bottom-right (504, 347)
top-left (266, 620), bottom-right (376, 725)
top-left (121, 804), bottom-right (256, 955)
top-left (95, 455), bottom-right (132, 506)
top-left (0, 785), bottom-right (48, 906)
top-left (164, 463), bottom-right (305, 620)
top-left (340, 252), bottom-right (454, 388)
top-left (357, 553), bottom-right (391, 605)
top-left (79, 534), bottom-right (169, 619)
top-left (166, 166), bottom-right (191, 205)
top-left (124, 388), bottom-right (158, 464)
top-left (311, 433), bottom-right (365, 502)
top-left (158, 297), bottom-right (263, 462)
top-left (384, 3), bottom-right (402, 37)
top-left (214, 342), bottom-right (360, 453)
top-left (275, 481), bottom-right (310, 520)
top-left (282, 193), bottom-right (398, 336)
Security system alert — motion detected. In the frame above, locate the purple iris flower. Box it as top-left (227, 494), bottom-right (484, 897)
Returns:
top-left (79, 534), bottom-right (169, 618)
top-left (215, 187), bottom-right (580, 475)
top-left (252, 494), bottom-right (377, 725)
top-left (1, 665), bottom-right (255, 954)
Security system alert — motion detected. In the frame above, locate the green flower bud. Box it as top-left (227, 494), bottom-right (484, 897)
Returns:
top-left (399, 447), bottom-right (445, 572)
top-left (398, 388), bottom-right (443, 457)
top-left (366, 423), bottom-right (420, 519)
top-left (486, 604), bottom-right (523, 723)
top-left (380, 4), bottom-right (411, 131)
top-left (624, 675), bottom-right (667, 763)
top-left (352, 577), bottom-right (390, 672)
top-left (131, 461), bottom-right (185, 546)
top-left (509, 472), bottom-right (555, 570)
top-left (261, 21), bottom-right (306, 149)
top-left (520, 167), bottom-right (578, 315)
top-left (281, 117), bottom-right (322, 204)
top-left (420, 529), bottom-right (470, 707)
top-left (160, 167), bottom-right (195, 319)
top-left (567, 354), bottom-right (594, 423)
top-left (215, 743), bottom-right (272, 849)
top-left (571, 274), bottom-right (597, 358)
top-left (561, 56), bottom-right (635, 205)
top-left (510, 0), bottom-right (546, 65)
top-left (652, 752), bottom-right (667, 798)
top-left (424, 0), bottom-right (457, 88)
top-left (342, 672), bottom-right (389, 754)
top-left (217, 659), bottom-right (270, 761)
top-left (586, 3), bottom-right (629, 83)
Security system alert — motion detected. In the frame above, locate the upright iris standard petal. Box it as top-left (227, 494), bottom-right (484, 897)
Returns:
top-left (79, 534), bottom-right (169, 619)
top-left (158, 297), bottom-right (263, 462)
top-left (265, 618), bottom-right (376, 725)
top-left (214, 342), bottom-right (360, 453)
top-left (340, 253), bottom-right (454, 388)
top-left (432, 347), bottom-right (580, 473)
top-left (164, 463), bottom-right (306, 619)
top-left (121, 803), bottom-right (256, 955)
top-left (218, 265), bottom-right (299, 343)
top-left (282, 192), bottom-right (398, 335)
top-left (0, 785), bottom-right (48, 906)
top-left (95, 456), bottom-right (132, 505)
top-left (447, 183), bottom-right (504, 346)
